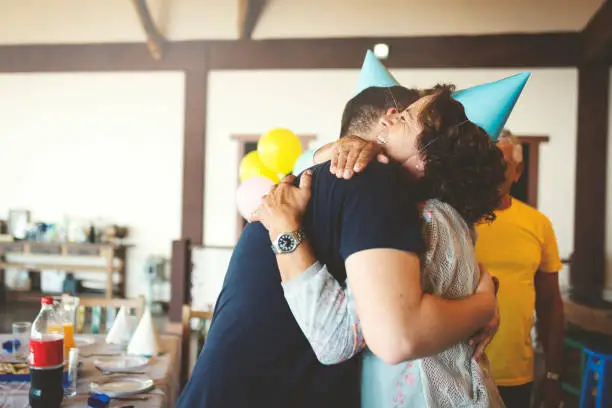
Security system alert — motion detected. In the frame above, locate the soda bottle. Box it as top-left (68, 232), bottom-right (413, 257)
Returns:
top-left (28, 296), bottom-right (64, 408)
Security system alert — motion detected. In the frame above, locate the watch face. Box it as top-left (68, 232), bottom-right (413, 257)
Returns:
top-left (277, 234), bottom-right (296, 252)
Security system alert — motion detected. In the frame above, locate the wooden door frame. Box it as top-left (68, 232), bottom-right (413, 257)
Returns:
top-left (515, 135), bottom-right (549, 208)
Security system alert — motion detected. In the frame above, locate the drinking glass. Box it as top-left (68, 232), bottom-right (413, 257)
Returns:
top-left (12, 322), bottom-right (31, 361)
top-left (64, 347), bottom-right (79, 397)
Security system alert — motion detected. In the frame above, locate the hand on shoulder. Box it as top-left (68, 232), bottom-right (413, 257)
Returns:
top-left (327, 136), bottom-right (390, 180)
top-left (250, 171), bottom-right (313, 239)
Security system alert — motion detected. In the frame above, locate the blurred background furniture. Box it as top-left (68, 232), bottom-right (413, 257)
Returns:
top-left (0, 242), bottom-right (128, 303)
top-left (76, 295), bottom-right (146, 334)
top-left (579, 347), bottom-right (612, 407)
top-left (181, 304), bottom-right (213, 389)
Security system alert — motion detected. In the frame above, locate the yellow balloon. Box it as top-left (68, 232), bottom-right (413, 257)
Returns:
top-left (257, 128), bottom-right (303, 175)
top-left (239, 151), bottom-right (280, 183)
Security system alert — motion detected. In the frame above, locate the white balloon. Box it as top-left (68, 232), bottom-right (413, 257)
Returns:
top-left (236, 176), bottom-right (275, 220)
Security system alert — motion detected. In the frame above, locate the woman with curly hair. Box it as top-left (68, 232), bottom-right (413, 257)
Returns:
top-left (252, 85), bottom-right (507, 407)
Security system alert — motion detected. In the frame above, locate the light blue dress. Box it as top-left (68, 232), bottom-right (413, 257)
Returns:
top-left (361, 350), bottom-right (427, 408)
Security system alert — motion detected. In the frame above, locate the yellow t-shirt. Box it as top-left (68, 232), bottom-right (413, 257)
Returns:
top-left (475, 198), bottom-right (563, 387)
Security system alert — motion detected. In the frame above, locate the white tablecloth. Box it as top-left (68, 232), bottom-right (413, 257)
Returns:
top-left (0, 334), bottom-right (181, 408)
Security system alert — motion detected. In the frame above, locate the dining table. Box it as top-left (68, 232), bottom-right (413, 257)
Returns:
top-left (0, 333), bottom-right (181, 408)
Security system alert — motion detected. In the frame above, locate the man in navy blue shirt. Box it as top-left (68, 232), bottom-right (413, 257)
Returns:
top-left (177, 84), bottom-right (497, 408)
top-left (177, 86), bottom-right (424, 408)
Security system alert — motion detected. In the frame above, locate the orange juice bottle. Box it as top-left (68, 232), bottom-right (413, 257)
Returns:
top-left (47, 324), bottom-right (74, 357)
top-left (56, 295), bottom-right (79, 357)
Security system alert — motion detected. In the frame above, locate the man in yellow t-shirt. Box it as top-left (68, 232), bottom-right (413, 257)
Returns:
top-left (476, 132), bottom-right (564, 408)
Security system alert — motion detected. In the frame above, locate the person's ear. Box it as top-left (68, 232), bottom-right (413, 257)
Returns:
top-left (380, 108), bottom-right (398, 128)
top-left (415, 158), bottom-right (425, 174)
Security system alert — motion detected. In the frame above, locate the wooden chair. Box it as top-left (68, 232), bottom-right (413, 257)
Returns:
top-left (181, 304), bottom-right (213, 389)
top-left (76, 295), bottom-right (146, 333)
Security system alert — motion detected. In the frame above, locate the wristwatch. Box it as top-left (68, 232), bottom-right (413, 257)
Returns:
top-left (271, 228), bottom-right (306, 254)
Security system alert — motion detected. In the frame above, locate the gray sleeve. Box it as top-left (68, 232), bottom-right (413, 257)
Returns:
top-left (282, 261), bottom-right (365, 365)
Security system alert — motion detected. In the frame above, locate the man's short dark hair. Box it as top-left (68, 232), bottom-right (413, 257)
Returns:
top-left (339, 86), bottom-right (420, 138)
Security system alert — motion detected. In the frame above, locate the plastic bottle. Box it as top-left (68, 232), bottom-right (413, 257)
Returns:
top-left (28, 296), bottom-right (64, 408)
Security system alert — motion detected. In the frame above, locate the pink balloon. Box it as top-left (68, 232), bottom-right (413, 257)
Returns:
top-left (236, 176), bottom-right (275, 220)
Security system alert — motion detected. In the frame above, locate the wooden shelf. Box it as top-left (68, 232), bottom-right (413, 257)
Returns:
top-left (0, 262), bottom-right (121, 272)
top-left (7, 290), bottom-right (63, 302)
top-left (0, 241), bottom-right (128, 302)
top-left (7, 290), bottom-right (109, 303)
top-left (0, 241), bottom-right (127, 256)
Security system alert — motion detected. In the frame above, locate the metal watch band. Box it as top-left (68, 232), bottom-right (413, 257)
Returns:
top-left (292, 228), bottom-right (306, 244)
top-left (271, 228), bottom-right (306, 254)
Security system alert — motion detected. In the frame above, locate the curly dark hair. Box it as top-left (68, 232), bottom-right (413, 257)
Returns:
top-left (416, 84), bottom-right (506, 225)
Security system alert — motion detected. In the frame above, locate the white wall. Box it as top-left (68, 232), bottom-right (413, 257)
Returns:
top-left (193, 68), bottom-right (577, 307)
top-left (0, 72), bottom-right (185, 298)
top-left (0, 0), bottom-right (603, 44)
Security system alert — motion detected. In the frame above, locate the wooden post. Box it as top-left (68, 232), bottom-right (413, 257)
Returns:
top-left (0, 267), bottom-right (5, 305)
top-left (102, 246), bottom-right (114, 299)
top-left (238, 0), bottom-right (266, 40)
top-left (180, 304), bottom-right (191, 389)
top-left (130, 0), bottom-right (166, 60)
top-left (181, 69), bottom-right (207, 246)
top-left (169, 239), bottom-right (192, 322)
top-left (114, 246), bottom-right (127, 298)
top-left (571, 64), bottom-right (610, 305)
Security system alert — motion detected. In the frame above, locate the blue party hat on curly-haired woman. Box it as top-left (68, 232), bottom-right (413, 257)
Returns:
top-left (452, 72), bottom-right (530, 141)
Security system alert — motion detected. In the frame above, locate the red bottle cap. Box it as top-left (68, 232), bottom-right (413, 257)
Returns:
top-left (41, 296), bottom-right (54, 305)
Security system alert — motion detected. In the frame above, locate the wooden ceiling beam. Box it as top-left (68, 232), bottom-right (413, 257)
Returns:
top-left (0, 42), bottom-right (205, 72)
top-left (131, 0), bottom-right (167, 60)
top-left (238, 0), bottom-right (267, 40)
top-left (0, 33), bottom-right (580, 73)
top-left (582, 0), bottom-right (612, 63)
top-left (208, 33), bottom-right (581, 69)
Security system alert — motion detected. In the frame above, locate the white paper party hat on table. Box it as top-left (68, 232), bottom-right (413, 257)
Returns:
top-left (127, 308), bottom-right (160, 357)
top-left (106, 306), bottom-right (132, 345)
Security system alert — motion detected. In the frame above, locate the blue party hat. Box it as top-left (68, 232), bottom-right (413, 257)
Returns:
top-left (354, 50), bottom-right (399, 95)
top-left (452, 72), bottom-right (530, 140)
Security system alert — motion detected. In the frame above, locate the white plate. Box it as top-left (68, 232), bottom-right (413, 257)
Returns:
top-left (94, 355), bottom-right (149, 372)
top-left (73, 335), bottom-right (96, 348)
top-left (90, 375), bottom-right (154, 397)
